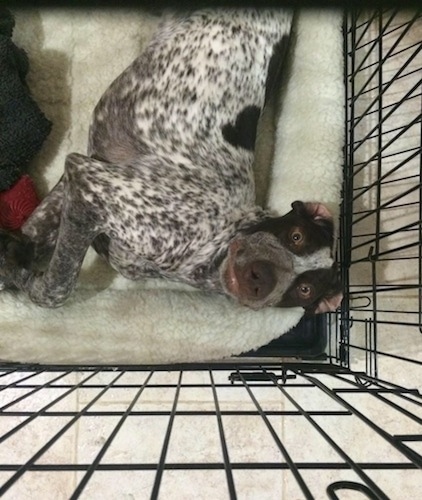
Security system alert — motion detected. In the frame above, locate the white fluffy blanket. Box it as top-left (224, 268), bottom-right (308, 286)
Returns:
top-left (0, 9), bottom-right (344, 365)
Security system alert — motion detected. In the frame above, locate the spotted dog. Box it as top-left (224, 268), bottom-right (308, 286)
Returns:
top-left (0, 9), bottom-right (342, 312)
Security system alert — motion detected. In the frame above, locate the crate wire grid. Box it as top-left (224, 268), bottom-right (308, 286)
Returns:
top-left (0, 8), bottom-right (421, 500)
top-left (340, 8), bottom-right (422, 384)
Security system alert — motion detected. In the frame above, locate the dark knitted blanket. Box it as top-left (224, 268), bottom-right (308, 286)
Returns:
top-left (0, 8), bottom-right (51, 191)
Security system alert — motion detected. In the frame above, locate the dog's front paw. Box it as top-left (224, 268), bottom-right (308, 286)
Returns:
top-left (0, 229), bottom-right (34, 288)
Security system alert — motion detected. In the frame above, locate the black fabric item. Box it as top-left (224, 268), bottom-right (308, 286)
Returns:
top-left (0, 8), bottom-right (52, 191)
top-left (0, 7), bottom-right (15, 38)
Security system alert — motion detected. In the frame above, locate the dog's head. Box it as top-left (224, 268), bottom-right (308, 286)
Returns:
top-left (219, 201), bottom-right (342, 313)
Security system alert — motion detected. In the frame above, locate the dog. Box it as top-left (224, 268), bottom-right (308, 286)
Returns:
top-left (0, 9), bottom-right (342, 313)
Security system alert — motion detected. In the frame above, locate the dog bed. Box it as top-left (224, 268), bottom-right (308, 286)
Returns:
top-left (0, 8), bottom-right (344, 365)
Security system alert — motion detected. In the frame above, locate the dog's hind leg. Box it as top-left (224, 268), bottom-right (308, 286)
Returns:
top-left (20, 177), bottom-right (66, 266)
top-left (0, 153), bottom-right (104, 307)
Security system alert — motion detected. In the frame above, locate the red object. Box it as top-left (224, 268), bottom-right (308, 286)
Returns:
top-left (0, 175), bottom-right (40, 230)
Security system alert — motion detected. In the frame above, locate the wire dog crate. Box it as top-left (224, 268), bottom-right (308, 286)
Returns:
top-left (0, 9), bottom-right (421, 500)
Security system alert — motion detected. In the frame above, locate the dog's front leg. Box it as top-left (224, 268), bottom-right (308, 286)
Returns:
top-left (0, 154), bottom-right (102, 307)
top-left (11, 218), bottom-right (95, 307)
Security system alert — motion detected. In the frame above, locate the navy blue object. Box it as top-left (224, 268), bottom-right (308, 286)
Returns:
top-left (244, 314), bottom-right (328, 359)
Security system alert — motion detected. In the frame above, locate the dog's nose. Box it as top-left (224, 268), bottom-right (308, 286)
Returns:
top-left (246, 260), bottom-right (276, 300)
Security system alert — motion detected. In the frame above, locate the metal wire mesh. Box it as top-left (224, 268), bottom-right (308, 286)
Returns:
top-left (341, 8), bottom-right (422, 383)
top-left (0, 365), bottom-right (420, 498)
top-left (0, 8), bottom-right (421, 499)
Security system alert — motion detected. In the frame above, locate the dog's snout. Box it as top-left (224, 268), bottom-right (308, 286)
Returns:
top-left (246, 261), bottom-right (276, 299)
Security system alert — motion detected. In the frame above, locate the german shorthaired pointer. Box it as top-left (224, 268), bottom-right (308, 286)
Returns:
top-left (0, 9), bottom-right (342, 312)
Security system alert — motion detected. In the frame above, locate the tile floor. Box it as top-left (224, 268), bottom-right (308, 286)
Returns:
top-left (0, 367), bottom-right (420, 499)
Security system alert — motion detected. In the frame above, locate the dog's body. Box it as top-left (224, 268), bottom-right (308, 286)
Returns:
top-left (0, 9), bottom-right (342, 312)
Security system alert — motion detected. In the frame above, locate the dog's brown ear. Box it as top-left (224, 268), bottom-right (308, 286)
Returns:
top-left (312, 291), bottom-right (343, 314)
top-left (305, 202), bottom-right (333, 222)
top-left (291, 201), bottom-right (333, 222)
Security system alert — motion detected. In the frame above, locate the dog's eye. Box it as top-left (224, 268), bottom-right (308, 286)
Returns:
top-left (290, 228), bottom-right (304, 244)
top-left (298, 283), bottom-right (313, 299)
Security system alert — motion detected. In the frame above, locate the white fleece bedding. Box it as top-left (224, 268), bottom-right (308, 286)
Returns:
top-left (0, 8), bottom-right (344, 365)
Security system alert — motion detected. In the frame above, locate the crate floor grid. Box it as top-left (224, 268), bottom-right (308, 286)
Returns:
top-left (0, 365), bottom-right (420, 499)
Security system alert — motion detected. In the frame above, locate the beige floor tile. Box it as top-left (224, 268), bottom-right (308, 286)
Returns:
top-left (158, 470), bottom-right (230, 499)
top-left (98, 415), bottom-right (170, 464)
top-left (78, 386), bottom-right (141, 411)
top-left (74, 414), bottom-right (122, 464)
top-left (165, 415), bottom-right (223, 464)
top-left (282, 469), bottom-right (372, 500)
top-left (233, 470), bottom-right (283, 499)
top-left (0, 471), bottom-right (76, 500)
top-left (77, 471), bottom-right (156, 499)
top-left (0, 416), bottom-right (76, 465)
top-left (176, 386), bottom-right (216, 411)
top-left (222, 415), bottom-right (283, 464)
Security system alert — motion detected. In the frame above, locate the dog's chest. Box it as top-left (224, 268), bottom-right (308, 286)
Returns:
top-left (96, 162), bottom-right (256, 277)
